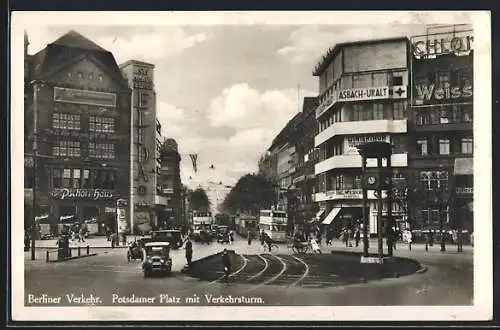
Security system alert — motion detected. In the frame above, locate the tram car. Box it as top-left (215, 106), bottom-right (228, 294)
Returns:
top-left (258, 209), bottom-right (288, 242)
top-left (235, 214), bottom-right (258, 238)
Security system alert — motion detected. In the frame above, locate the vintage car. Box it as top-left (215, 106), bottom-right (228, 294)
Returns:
top-left (142, 242), bottom-right (172, 277)
top-left (151, 230), bottom-right (183, 249)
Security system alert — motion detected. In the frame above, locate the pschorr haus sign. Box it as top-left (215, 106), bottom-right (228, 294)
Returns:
top-left (50, 188), bottom-right (115, 200)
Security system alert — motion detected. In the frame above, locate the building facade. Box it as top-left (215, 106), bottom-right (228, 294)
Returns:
top-left (157, 138), bottom-right (182, 229)
top-left (408, 27), bottom-right (474, 232)
top-left (312, 37), bottom-right (411, 236)
top-left (24, 30), bottom-right (132, 234)
top-left (291, 97), bottom-right (320, 232)
top-left (120, 60), bottom-right (158, 233)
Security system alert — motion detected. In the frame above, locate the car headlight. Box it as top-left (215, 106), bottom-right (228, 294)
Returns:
top-left (160, 259), bottom-right (165, 263)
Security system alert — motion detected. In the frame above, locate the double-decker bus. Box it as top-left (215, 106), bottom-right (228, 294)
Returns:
top-left (235, 214), bottom-right (258, 238)
top-left (258, 209), bottom-right (287, 242)
top-left (190, 211), bottom-right (213, 241)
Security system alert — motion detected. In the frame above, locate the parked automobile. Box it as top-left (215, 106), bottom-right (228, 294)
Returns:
top-left (151, 230), bottom-right (183, 249)
top-left (142, 242), bottom-right (172, 277)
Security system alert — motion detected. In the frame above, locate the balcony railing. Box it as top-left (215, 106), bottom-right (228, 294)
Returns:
top-left (315, 153), bottom-right (408, 175)
top-left (315, 119), bottom-right (407, 147)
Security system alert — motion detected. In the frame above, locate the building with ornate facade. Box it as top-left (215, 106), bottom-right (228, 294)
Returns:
top-left (312, 37), bottom-right (411, 236)
top-left (408, 26), bottom-right (474, 232)
top-left (156, 138), bottom-right (182, 229)
top-left (290, 96), bottom-right (320, 232)
top-left (24, 30), bottom-right (132, 234)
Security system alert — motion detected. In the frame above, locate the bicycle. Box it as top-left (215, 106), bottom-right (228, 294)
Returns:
top-left (262, 242), bottom-right (279, 253)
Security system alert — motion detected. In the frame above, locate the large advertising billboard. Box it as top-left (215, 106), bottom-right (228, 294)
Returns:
top-left (410, 29), bottom-right (473, 107)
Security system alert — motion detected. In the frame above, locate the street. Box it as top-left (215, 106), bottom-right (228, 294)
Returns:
top-left (24, 235), bottom-right (473, 306)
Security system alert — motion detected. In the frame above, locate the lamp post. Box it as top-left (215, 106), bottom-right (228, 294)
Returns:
top-left (30, 80), bottom-right (44, 260)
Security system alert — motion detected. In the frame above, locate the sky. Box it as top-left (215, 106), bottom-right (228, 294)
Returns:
top-left (23, 16), bottom-right (456, 210)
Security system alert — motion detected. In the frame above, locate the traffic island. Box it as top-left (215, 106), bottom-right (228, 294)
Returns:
top-left (185, 251), bottom-right (425, 287)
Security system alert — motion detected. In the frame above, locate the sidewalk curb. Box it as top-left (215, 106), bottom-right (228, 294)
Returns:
top-left (48, 253), bottom-right (98, 263)
top-left (181, 249), bottom-right (236, 273)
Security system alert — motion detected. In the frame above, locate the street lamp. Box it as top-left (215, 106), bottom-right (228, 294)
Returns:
top-left (29, 79), bottom-right (45, 260)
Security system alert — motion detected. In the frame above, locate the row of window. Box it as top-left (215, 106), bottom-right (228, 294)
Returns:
top-left (318, 101), bottom-right (407, 133)
top-left (413, 67), bottom-right (473, 89)
top-left (416, 136), bottom-right (473, 156)
top-left (414, 105), bottom-right (473, 125)
top-left (52, 168), bottom-right (117, 189)
top-left (52, 141), bottom-right (115, 159)
top-left (323, 173), bottom-right (405, 191)
top-left (319, 71), bottom-right (405, 98)
top-left (52, 113), bottom-right (115, 132)
top-left (68, 71), bottom-right (105, 82)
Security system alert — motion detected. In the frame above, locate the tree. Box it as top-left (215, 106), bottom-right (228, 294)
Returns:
top-left (221, 173), bottom-right (277, 215)
top-left (188, 188), bottom-right (211, 213)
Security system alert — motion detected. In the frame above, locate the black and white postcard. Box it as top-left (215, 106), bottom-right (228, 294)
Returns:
top-left (10, 11), bottom-right (492, 321)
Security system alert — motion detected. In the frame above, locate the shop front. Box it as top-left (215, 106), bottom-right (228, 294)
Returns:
top-left (48, 188), bottom-right (120, 235)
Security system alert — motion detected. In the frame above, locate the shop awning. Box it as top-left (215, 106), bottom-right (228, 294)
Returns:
top-left (322, 207), bottom-right (342, 225)
top-left (454, 158), bottom-right (473, 175)
top-left (315, 209), bottom-right (325, 220)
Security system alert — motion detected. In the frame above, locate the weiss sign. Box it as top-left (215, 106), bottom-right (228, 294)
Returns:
top-left (413, 83), bottom-right (473, 106)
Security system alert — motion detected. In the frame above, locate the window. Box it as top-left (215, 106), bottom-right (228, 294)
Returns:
top-left (63, 169), bottom-right (71, 187)
top-left (52, 113), bottom-right (81, 130)
top-left (354, 175), bottom-right (361, 189)
top-left (98, 75), bottom-right (103, 82)
top-left (439, 138), bottom-right (450, 155)
top-left (373, 103), bottom-right (384, 120)
top-left (439, 107), bottom-right (449, 124)
top-left (53, 141), bottom-right (81, 158)
top-left (137, 127), bottom-right (144, 145)
top-left (89, 116), bottom-right (115, 133)
top-left (461, 137), bottom-right (473, 154)
top-left (88, 73), bottom-right (94, 80)
top-left (417, 139), bottom-right (428, 156)
top-left (416, 111), bottom-right (429, 126)
top-left (372, 72), bottom-right (388, 87)
top-left (89, 142), bottom-right (115, 159)
top-left (72, 169), bottom-right (81, 188)
top-left (77, 72), bottom-right (83, 79)
top-left (393, 101), bottom-right (407, 120)
top-left (82, 169), bottom-right (90, 188)
top-left (437, 71), bottom-right (450, 87)
top-left (462, 105), bottom-right (473, 123)
top-left (420, 171), bottom-right (448, 191)
top-left (52, 168), bottom-right (62, 188)
top-left (391, 75), bottom-right (403, 86)
top-left (335, 174), bottom-right (344, 190)
top-left (102, 171), bottom-right (116, 189)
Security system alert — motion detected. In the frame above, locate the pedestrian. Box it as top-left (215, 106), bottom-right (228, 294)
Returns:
top-left (229, 230), bottom-right (234, 244)
top-left (429, 230), bottom-right (434, 247)
top-left (222, 249), bottom-right (231, 283)
top-left (316, 230), bottom-right (322, 245)
top-left (78, 226), bottom-right (85, 243)
top-left (185, 237), bottom-right (193, 267)
top-left (424, 232), bottom-right (429, 251)
top-left (247, 231), bottom-right (253, 245)
top-left (310, 237), bottom-right (321, 254)
top-left (355, 228), bottom-right (361, 247)
top-left (392, 228), bottom-right (398, 251)
top-left (407, 230), bottom-right (412, 251)
top-left (260, 230), bottom-right (265, 246)
top-left (111, 232), bottom-right (116, 248)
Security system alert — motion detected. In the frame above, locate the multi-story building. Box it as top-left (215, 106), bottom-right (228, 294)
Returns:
top-left (120, 60), bottom-right (158, 233)
top-left (157, 138), bottom-right (182, 229)
top-left (24, 30), bottom-right (132, 234)
top-left (291, 96), bottom-right (320, 233)
top-left (312, 37), bottom-right (411, 236)
top-left (409, 26), bottom-right (474, 232)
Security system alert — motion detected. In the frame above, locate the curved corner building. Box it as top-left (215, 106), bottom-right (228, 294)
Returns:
top-left (312, 37), bottom-right (411, 236)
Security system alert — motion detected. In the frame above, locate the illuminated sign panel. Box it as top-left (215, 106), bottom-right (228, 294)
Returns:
top-left (411, 30), bottom-right (474, 59)
top-left (54, 87), bottom-right (116, 107)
